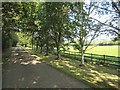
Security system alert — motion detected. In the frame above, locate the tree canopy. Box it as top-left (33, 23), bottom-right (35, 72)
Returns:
top-left (2, 1), bottom-right (119, 64)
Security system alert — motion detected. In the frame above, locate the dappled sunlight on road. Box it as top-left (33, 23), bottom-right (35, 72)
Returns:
top-left (21, 60), bottom-right (41, 65)
top-left (30, 55), bottom-right (38, 58)
top-left (30, 55), bottom-right (42, 61)
top-left (24, 47), bottom-right (32, 50)
top-left (8, 47), bottom-right (42, 66)
top-left (13, 53), bottom-right (19, 56)
top-left (3, 47), bottom-right (92, 88)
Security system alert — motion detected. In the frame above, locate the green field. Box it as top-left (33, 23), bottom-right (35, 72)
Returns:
top-left (65, 45), bottom-right (119, 57)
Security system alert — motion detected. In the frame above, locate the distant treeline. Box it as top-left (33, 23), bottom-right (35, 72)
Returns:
top-left (66, 40), bottom-right (119, 47)
top-left (97, 41), bottom-right (119, 46)
top-left (81, 41), bottom-right (119, 46)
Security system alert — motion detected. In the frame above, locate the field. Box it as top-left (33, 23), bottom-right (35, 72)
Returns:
top-left (66, 45), bottom-right (119, 57)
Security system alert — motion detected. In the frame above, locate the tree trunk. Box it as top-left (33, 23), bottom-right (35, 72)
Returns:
top-left (81, 46), bottom-right (85, 65)
top-left (54, 31), bottom-right (61, 60)
top-left (40, 46), bottom-right (43, 53)
top-left (32, 41), bottom-right (33, 50)
top-left (45, 39), bottom-right (49, 56)
top-left (36, 43), bottom-right (38, 51)
top-left (56, 45), bottom-right (60, 59)
top-left (46, 45), bottom-right (49, 56)
top-left (32, 33), bottom-right (33, 50)
top-left (81, 52), bottom-right (84, 65)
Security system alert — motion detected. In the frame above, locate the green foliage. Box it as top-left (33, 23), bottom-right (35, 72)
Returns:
top-left (72, 44), bottom-right (81, 51)
top-left (2, 2), bottom-right (20, 51)
top-left (2, 48), bottom-right (12, 64)
top-left (2, 31), bottom-right (19, 51)
top-left (10, 31), bottom-right (19, 47)
top-left (17, 32), bottom-right (32, 47)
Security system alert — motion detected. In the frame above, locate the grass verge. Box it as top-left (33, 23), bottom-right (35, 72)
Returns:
top-left (23, 46), bottom-right (119, 90)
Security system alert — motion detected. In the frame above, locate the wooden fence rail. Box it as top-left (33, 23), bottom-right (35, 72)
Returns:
top-left (59, 50), bottom-right (120, 67)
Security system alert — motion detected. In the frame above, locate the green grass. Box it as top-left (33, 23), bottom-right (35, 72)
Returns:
top-left (64, 45), bottom-right (119, 57)
top-left (23, 46), bottom-right (120, 89)
top-left (86, 45), bottom-right (119, 57)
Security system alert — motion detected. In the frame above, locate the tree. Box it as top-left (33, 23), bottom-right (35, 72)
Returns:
top-left (111, 0), bottom-right (120, 16)
top-left (2, 2), bottom-right (21, 51)
top-left (43, 2), bottom-right (69, 59)
top-left (88, 1), bottom-right (119, 37)
top-left (68, 2), bottom-right (106, 65)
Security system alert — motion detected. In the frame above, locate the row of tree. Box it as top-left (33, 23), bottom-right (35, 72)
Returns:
top-left (2, 1), bottom-right (119, 65)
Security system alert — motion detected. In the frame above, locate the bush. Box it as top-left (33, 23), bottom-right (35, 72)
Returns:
top-left (2, 31), bottom-right (19, 51)
top-left (10, 31), bottom-right (19, 47)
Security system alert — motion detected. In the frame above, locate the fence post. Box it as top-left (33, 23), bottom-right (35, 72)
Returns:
top-left (91, 53), bottom-right (92, 61)
top-left (104, 55), bottom-right (105, 64)
top-left (74, 52), bottom-right (76, 59)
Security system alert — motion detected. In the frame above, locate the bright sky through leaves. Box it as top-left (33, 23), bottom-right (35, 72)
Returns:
top-left (84, 0), bottom-right (119, 42)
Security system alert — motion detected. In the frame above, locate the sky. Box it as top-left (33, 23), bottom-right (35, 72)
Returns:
top-left (84, 0), bottom-right (118, 42)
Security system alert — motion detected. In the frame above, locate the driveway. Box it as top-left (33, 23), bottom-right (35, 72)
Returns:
top-left (2, 46), bottom-right (92, 88)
